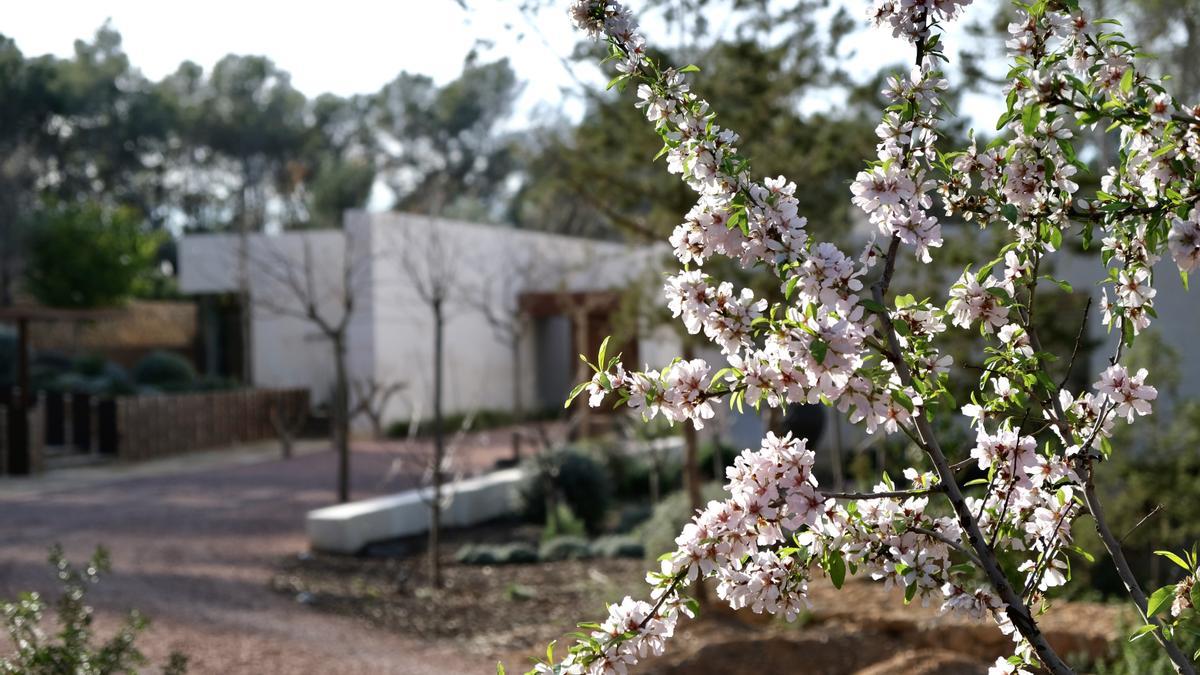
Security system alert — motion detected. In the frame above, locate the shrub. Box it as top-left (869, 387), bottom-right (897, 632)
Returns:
top-left (697, 439), bottom-right (739, 480)
top-left (1, 545), bottom-right (187, 674)
top-left (454, 543), bottom-right (538, 566)
top-left (538, 536), bottom-right (593, 562)
top-left (42, 357), bottom-right (135, 396)
top-left (520, 448), bottom-right (613, 535)
top-left (133, 350), bottom-right (196, 392)
top-left (636, 482), bottom-right (727, 560)
top-left (384, 407), bottom-right (564, 439)
top-left (589, 535), bottom-right (645, 559)
top-left (541, 503), bottom-right (587, 541)
top-left (23, 201), bottom-right (163, 309)
top-left (613, 503), bottom-right (653, 534)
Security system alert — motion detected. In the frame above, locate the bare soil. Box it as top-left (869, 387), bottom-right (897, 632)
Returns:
top-left (276, 530), bottom-right (1126, 675)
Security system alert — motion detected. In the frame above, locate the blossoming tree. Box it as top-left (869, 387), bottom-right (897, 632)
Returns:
top-left (527, 0), bottom-right (1200, 673)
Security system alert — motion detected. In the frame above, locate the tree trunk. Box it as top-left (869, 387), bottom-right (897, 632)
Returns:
top-left (333, 332), bottom-right (351, 503)
top-left (430, 300), bottom-right (445, 588)
top-left (237, 161), bottom-right (254, 386)
top-left (510, 337), bottom-right (523, 462)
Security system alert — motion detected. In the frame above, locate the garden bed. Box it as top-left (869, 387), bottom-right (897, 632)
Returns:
top-left (272, 522), bottom-right (648, 659)
top-left (272, 518), bottom-right (1126, 674)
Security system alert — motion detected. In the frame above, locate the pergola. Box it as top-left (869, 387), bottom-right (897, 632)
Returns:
top-left (0, 305), bottom-right (119, 474)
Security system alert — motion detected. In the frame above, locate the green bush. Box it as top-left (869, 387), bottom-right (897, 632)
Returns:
top-left (454, 543), bottom-right (538, 565)
top-left (39, 357), bottom-right (136, 396)
top-left (385, 407), bottom-right (564, 439)
top-left (1091, 620), bottom-right (1200, 675)
top-left (613, 503), bottom-right (653, 534)
top-left (1, 545), bottom-right (187, 674)
top-left (698, 439), bottom-right (740, 480)
top-left (538, 536), bottom-right (593, 562)
top-left (23, 201), bottom-right (163, 309)
top-left (520, 448), bottom-right (613, 535)
top-left (637, 482), bottom-right (727, 560)
top-left (589, 535), bottom-right (645, 559)
top-left (541, 503), bottom-right (587, 540)
top-left (133, 350), bottom-right (196, 392)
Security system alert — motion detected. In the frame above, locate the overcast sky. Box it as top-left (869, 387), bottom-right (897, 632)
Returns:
top-left (3, 0), bottom-right (1002, 127)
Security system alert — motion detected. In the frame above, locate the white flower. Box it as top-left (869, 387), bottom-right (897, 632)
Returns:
top-left (1115, 268), bottom-right (1156, 308)
top-left (1094, 365), bottom-right (1158, 422)
top-left (1169, 208), bottom-right (1200, 273)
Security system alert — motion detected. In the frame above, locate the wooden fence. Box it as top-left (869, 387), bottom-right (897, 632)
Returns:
top-left (113, 388), bottom-right (309, 462)
top-left (0, 388), bottom-right (309, 473)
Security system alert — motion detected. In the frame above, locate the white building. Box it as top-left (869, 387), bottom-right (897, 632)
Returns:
top-left (178, 211), bottom-right (679, 432)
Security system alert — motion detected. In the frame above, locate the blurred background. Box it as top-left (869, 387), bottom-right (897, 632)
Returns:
top-left (1, 1), bottom-right (1199, 673)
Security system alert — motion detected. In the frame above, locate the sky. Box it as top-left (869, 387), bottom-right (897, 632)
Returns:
top-left (2, 0), bottom-right (602, 122)
top-left (3, 0), bottom-right (1006, 128)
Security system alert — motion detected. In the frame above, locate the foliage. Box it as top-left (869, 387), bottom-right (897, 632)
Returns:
top-left (0, 545), bottom-right (187, 675)
top-left (635, 482), bottom-right (727, 561)
top-left (589, 535), bottom-right (646, 560)
top-left (373, 59), bottom-right (520, 220)
top-left (520, 448), bottom-right (613, 536)
top-left (23, 201), bottom-right (162, 309)
top-left (541, 503), bottom-right (588, 541)
top-left (538, 536), bottom-right (594, 562)
top-left (455, 543), bottom-right (539, 566)
top-left (1094, 624), bottom-right (1200, 675)
top-left (132, 350), bottom-right (197, 392)
top-left (384, 407), bottom-right (562, 440)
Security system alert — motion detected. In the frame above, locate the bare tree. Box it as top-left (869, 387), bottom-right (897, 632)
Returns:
top-left (350, 377), bottom-right (406, 440)
top-left (390, 219), bottom-right (461, 589)
top-left (250, 229), bottom-right (371, 503)
top-left (269, 398), bottom-right (307, 459)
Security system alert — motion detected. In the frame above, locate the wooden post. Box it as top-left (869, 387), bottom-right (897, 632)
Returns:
top-left (6, 318), bottom-right (31, 475)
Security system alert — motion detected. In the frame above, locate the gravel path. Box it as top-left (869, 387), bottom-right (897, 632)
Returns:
top-left (0, 432), bottom-right (529, 674)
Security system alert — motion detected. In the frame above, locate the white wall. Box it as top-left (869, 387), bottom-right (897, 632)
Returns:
top-left (179, 213), bottom-right (676, 433)
top-left (363, 211), bottom-right (666, 427)
top-left (178, 227), bottom-right (373, 409)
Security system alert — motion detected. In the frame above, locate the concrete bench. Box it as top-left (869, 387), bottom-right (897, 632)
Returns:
top-left (305, 467), bottom-right (526, 554)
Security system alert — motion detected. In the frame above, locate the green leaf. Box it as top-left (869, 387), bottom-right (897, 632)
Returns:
top-left (860, 298), bottom-right (887, 313)
top-left (1156, 550), bottom-right (1193, 572)
top-left (565, 381), bottom-right (589, 408)
top-left (785, 275), bottom-right (801, 300)
top-left (904, 581), bottom-right (918, 605)
top-left (1022, 105), bottom-right (1043, 136)
top-left (678, 64), bottom-right (701, 73)
top-left (1120, 68), bottom-right (1134, 94)
top-left (829, 552), bottom-right (846, 590)
top-left (812, 339), bottom-right (829, 365)
top-left (1129, 623), bottom-right (1159, 641)
top-left (597, 336), bottom-right (610, 373)
top-left (1147, 584), bottom-right (1176, 618)
top-left (605, 74), bottom-right (627, 91)
top-left (497, 662), bottom-right (507, 675)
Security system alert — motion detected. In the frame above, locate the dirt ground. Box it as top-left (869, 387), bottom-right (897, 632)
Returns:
top-left (1, 428), bottom-right (1129, 675)
top-left (0, 432), bottom-right (524, 674)
top-left (279, 529), bottom-right (1126, 675)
